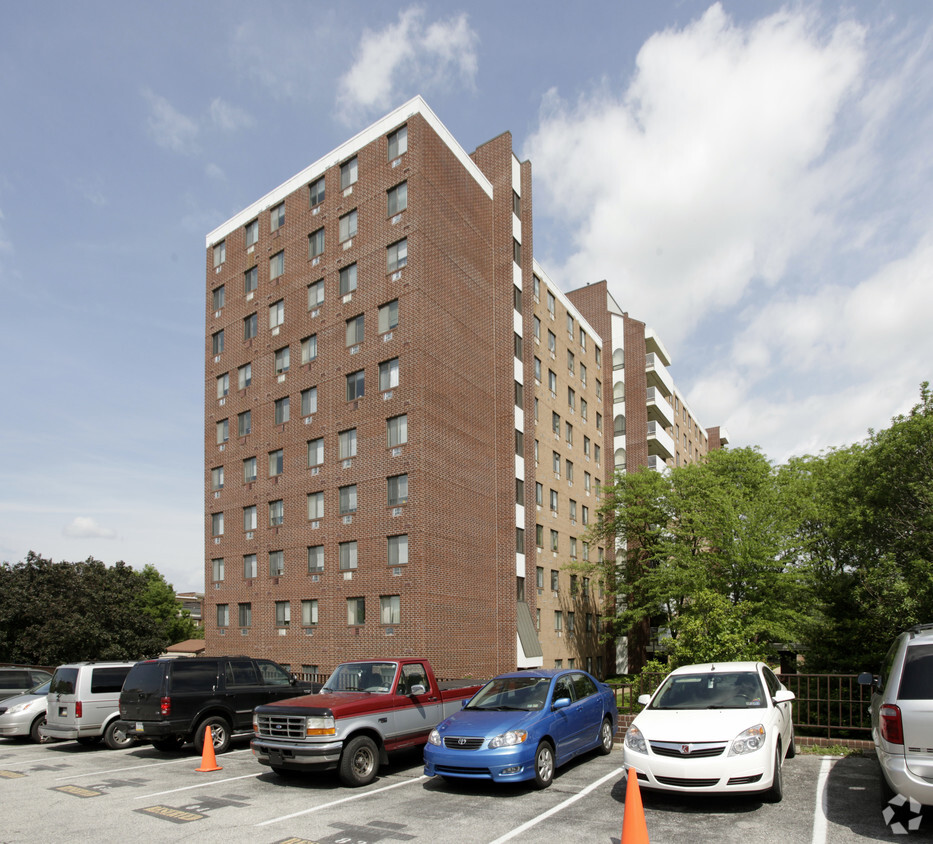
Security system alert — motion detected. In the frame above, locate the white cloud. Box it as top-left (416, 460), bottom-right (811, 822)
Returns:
top-left (209, 97), bottom-right (253, 132)
top-left (63, 516), bottom-right (117, 540)
top-left (143, 89), bottom-right (200, 154)
top-left (336, 7), bottom-right (478, 123)
top-left (525, 3), bottom-right (867, 345)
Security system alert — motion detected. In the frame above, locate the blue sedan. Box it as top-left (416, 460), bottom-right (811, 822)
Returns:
top-left (423, 669), bottom-right (617, 788)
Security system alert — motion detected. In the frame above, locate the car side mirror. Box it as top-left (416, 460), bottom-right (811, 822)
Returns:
top-left (637, 694), bottom-right (652, 706)
top-left (772, 689), bottom-right (795, 704)
top-left (410, 684), bottom-right (426, 696)
top-left (857, 672), bottom-right (877, 689)
top-left (552, 696), bottom-right (572, 710)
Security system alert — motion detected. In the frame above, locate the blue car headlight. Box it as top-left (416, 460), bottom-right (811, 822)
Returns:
top-left (488, 730), bottom-right (527, 748)
top-left (729, 724), bottom-right (766, 756)
top-left (428, 728), bottom-right (442, 746)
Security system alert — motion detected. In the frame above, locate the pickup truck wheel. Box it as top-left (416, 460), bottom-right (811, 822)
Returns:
top-left (151, 736), bottom-right (183, 752)
top-left (533, 741), bottom-right (555, 789)
top-left (599, 717), bottom-right (614, 755)
top-left (339, 736), bottom-right (379, 787)
top-left (104, 720), bottom-right (135, 750)
top-left (195, 716), bottom-right (231, 755)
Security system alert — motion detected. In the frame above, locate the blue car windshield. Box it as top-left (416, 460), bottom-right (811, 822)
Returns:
top-left (466, 677), bottom-right (551, 711)
top-left (650, 672), bottom-right (765, 710)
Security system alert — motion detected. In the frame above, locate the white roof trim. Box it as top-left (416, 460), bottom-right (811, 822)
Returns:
top-left (206, 96), bottom-right (493, 248)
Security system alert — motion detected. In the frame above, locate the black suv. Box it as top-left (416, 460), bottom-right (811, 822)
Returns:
top-left (116, 656), bottom-right (314, 753)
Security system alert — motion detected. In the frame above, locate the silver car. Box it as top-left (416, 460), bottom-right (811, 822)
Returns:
top-left (0, 680), bottom-right (50, 743)
top-left (859, 623), bottom-right (933, 807)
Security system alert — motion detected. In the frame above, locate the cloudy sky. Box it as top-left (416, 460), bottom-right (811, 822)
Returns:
top-left (1, 1), bottom-right (930, 592)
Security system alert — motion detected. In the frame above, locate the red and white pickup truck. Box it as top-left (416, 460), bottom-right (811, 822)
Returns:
top-left (251, 658), bottom-right (483, 786)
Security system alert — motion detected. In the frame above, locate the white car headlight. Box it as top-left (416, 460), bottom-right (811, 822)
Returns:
top-left (4, 700), bottom-right (41, 715)
top-left (729, 724), bottom-right (766, 756)
top-left (489, 730), bottom-right (527, 748)
top-left (624, 724), bottom-right (647, 754)
top-left (428, 728), bottom-right (441, 746)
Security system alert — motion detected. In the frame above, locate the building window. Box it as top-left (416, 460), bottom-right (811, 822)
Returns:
top-left (569, 499), bottom-right (577, 523)
top-left (566, 422), bottom-right (573, 445)
top-left (270, 202), bottom-right (285, 232)
top-left (567, 350), bottom-right (575, 375)
top-left (243, 313), bottom-right (258, 340)
top-left (274, 599), bottom-right (290, 626)
top-left (516, 528), bottom-right (525, 554)
top-left (213, 241), bottom-right (225, 268)
top-left (387, 414), bottom-right (408, 447)
top-left (512, 238), bottom-right (521, 265)
top-left (274, 396), bottom-right (290, 426)
top-left (380, 595), bottom-right (400, 625)
top-left (268, 449), bottom-right (284, 477)
top-left (269, 299), bottom-right (285, 329)
top-left (551, 411), bottom-right (560, 436)
top-left (339, 540), bottom-right (358, 570)
top-left (301, 387), bottom-right (318, 417)
top-left (339, 209), bottom-right (358, 243)
top-left (211, 512), bottom-right (224, 537)
top-left (274, 346), bottom-right (290, 375)
top-left (211, 557), bottom-right (224, 581)
top-left (243, 456), bottom-right (257, 484)
top-left (550, 529), bottom-right (559, 552)
top-left (243, 554), bottom-right (257, 579)
top-left (567, 313), bottom-right (575, 338)
top-left (238, 363), bottom-right (252, 390)
top-left (379, 358), bottom-right (399, 391)
top-left (307, 437), bottom-right (323, 467)
top-left (216, 419), bottom-right (229, 444)
top-left (212, 329), bottom-right (224, 355)
top-left (387, 238), bottom-right (407, 272)
top-left (211, 466), bottom-right (224, 491)
top-left (269, 550), bottom-right (284, 577)
top-left (338, 428), bottom-right (358, 460)
top-left (550, 488), bottom-right (558, 512)
top-left (584, 472), bottom-right (591, 493)
top-left (243, 505), bottom-right (257, 532)
top-left (568, 387), bottom-right (576, 412)
top-left (300, 334), bottom-right (317, 365)
top-left (387, 182), bottom-right (407, 215)
top-left (388, 534), bottom-right (408, 566)
top-left (244, 266), bottom-right (258, 294)
top-left (533, 315), bottom-right (540, 341)
top-left (387, 474), bottom-right (408, 506)
top-left (308, 545), bottom-right (324, 573)
top-left (582, 505), bottom-right (589, 525)
top-left (302, 599), bottom-right (318, 626)
top-left (339, 484), bottom-right (358, 514)
top-left (346, 314), bottom-right (364, 346)
top-left (515, 428), bottom-right (524, 456)
top-left (514, 380), bottom-right (523, 407)
top-left (551, 570), bottom-right (559, 591)
top-left (387, 125), bottom-right (407, 160)
top-left (546, 290), bottom-right (556, 317)
top-left (212, 285), bottom-right (225, 311)
top-left (516, 477), bottom-right (524, 504)
top-left (269, 499), bottom-right (284, 527)
top-left (554, 611), bottom-right (563, 632)
top-left (536, 524), bottom-right (544, 548)
top-left (581, 399), bottom-right (588, 421)
top-left (580, 362), bottom-right (587, 386)
top-left (307, 279), bottom-right (324, 308)
top-left (270, 250), bottom-right (284, 280)
top-left (513, 189), bottom-right (521, 218)
top-left (216, 373), bottom-right (229, 399)
top-left (514, 332), bottom-right (523, 359)
top-left (347, 597), bottom-right (365, 625)
top-left (216, 603), bottom-right (229, 627)
top-left (535, 482), bottom-right (543, 507)
top-left (340, 156), bottom-right (358, 190)
top-left (307, 491), bottom-right (324, 520)
top-left (238, 602), bottom-right (251, 627)
top-left (308, 176), bottom-right (325, 207)
top-left (245, 219), bottom-right (259, 248)
top-left (570, 538), bottom-right (577, 560)
top-left (308, 228), bottom-right (324, 259)
top-left (378, 299), bottom-right (399, 333)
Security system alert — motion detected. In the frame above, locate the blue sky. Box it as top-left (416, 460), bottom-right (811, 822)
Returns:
top-left (1, 1), bottom-right (931, 592)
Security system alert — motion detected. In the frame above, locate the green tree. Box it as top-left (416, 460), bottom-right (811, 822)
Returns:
top-left (138, 564), bottom-right (199, 644)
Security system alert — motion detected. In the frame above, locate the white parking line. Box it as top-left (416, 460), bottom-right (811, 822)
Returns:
top-left (487, 766), bottom-right (624, 844)
top-left (53, 748), bottom-right (254, 780)
top-left (255, 775), bottom-right (428, 826)
top-left (811, 756), bottom-right (836, 844)
top-left (135, 771), bottom-right (263, 799)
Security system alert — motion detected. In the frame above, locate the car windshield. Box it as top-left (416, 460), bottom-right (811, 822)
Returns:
top-left (466, 677), bottom-right (551, 711)
top-left (322, 662), bottom-right (396, 694)
top-left (29, 680), bottom-right (51, 695)
top-left (650, 671), bottom-right (765, 710)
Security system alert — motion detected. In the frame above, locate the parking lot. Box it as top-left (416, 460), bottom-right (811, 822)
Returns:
top-left (0, 737), bottom-right (928, 843)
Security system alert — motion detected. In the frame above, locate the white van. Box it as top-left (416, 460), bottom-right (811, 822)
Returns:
top-left (43, 662), bottom-right (137, 749)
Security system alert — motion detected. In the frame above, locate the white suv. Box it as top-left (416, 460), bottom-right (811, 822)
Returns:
top-left (859, 624), bottom-right (933, 806)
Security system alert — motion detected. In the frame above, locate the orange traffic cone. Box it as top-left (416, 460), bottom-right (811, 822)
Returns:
top-left (621, 768), bottom-right (649, 843)
top-left (195, 725), bottom-right (223, 772)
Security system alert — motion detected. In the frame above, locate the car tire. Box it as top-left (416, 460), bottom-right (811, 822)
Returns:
top-left (151, 736), bottom-right (183, 752)
top-left (765, 744), bottom-right (784, 803)
top-left (104, 720), bottom-right (135, 750)
top-left (76, 736), bottom-right (102, 746)
top-left (29, 715), bottom-right (47, 744)
top-left (533, 741), bottom-right (555, 790)
top-left (599, 717), bottom-right (614, 755)
top-left (786, 726), bottom-right (796, 759)
top-left (194, 716), bottom-right (232, 755)
top-left (339, 735), bottom-right (380, 787)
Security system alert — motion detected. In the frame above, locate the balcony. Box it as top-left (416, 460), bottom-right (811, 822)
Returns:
top-left (647, 454), bottom-right (670, 475)
top-left (645, 352), bottom-right (674, 397)
top-left (646, 386), bottom-right (674, 428)
top-left (647, 420), bottom-right (675, 460)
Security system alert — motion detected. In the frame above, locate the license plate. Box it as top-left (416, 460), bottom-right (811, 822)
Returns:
top-left (135, 722), bottom-right (143, 732)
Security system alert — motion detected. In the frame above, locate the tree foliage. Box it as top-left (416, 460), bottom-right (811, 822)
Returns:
top-left (0, 552), bottom-right (197, 665)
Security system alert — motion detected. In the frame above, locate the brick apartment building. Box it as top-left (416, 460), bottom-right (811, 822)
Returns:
top-left (203, 97), bottom-right (722, 680)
